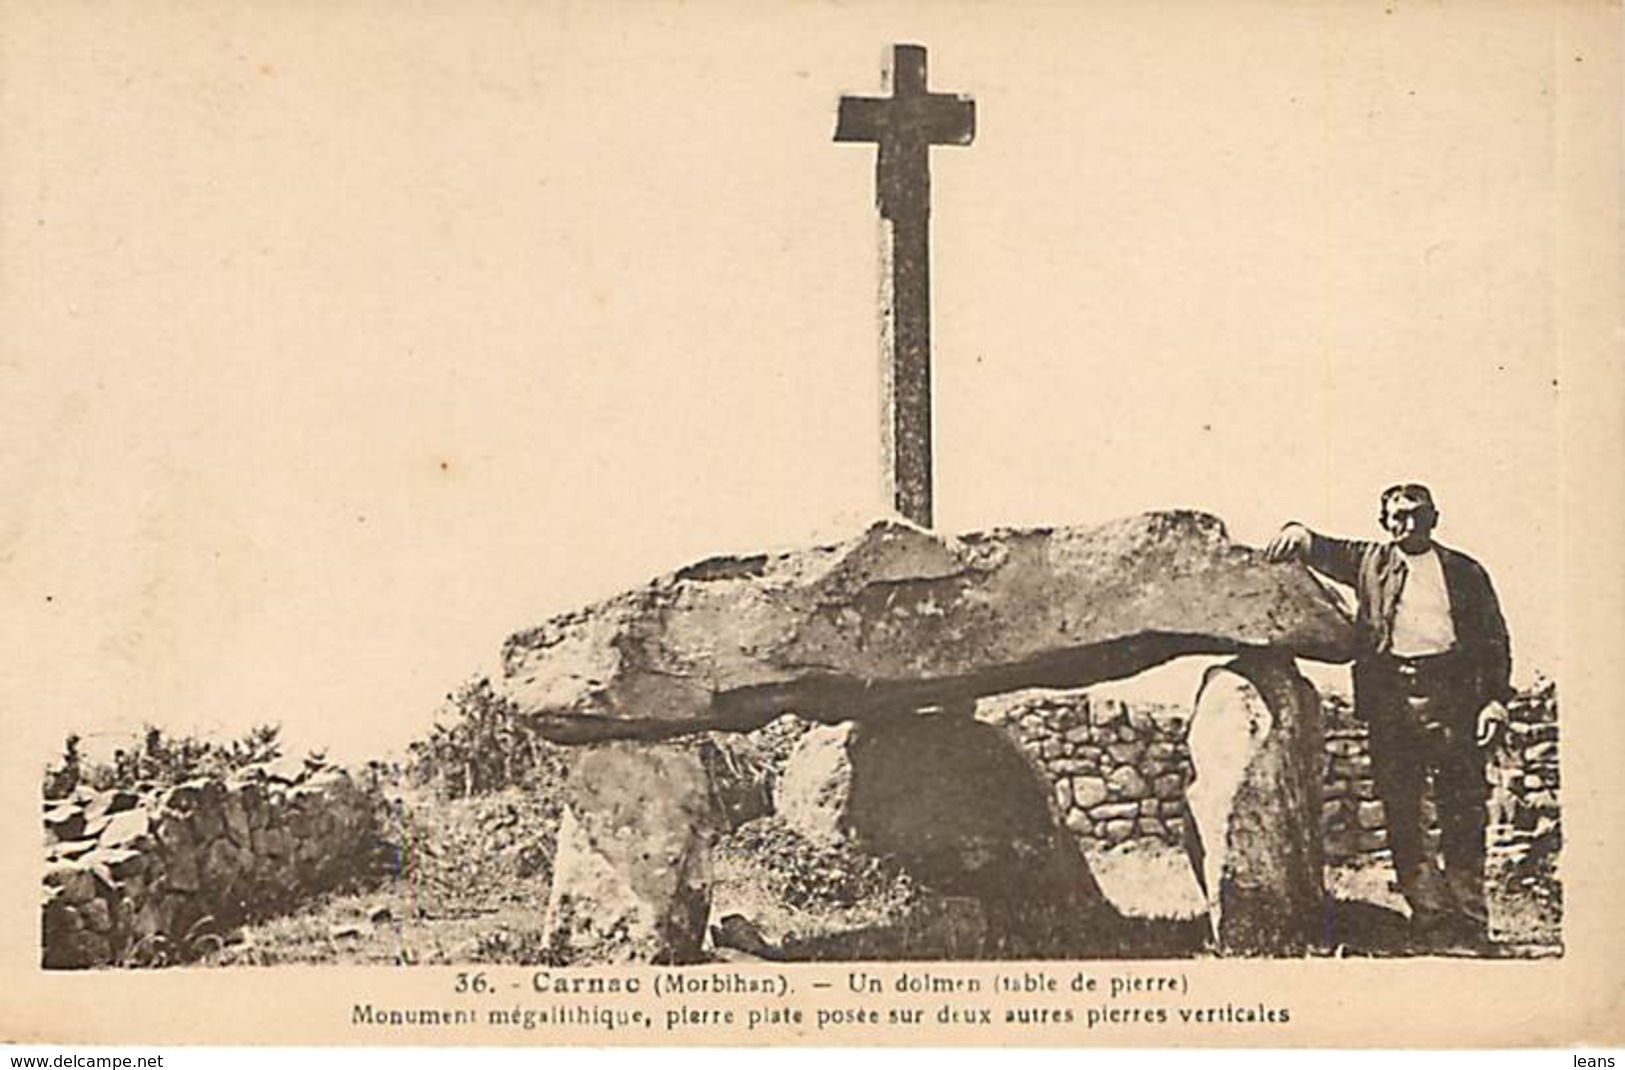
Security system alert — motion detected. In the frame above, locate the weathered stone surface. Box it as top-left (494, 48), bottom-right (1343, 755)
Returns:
top-left (1355, 800), bottom-right (1386, 831)
top-left (1154, 773), bottom-right (1185, 801)
top-left (775, 712), bottom-right (1123, 957)
top-left (501, 512), bottom-right (1353, 742)
top-left (163, 848), bottom-right (201, 893)
top-left (222, 795), bottom-right (252, 847)
top-left (1069, 775), bottom-right (1109, 809)
top-left (42, 760), bottom-right (380, 969)
top-left (44, 806), bottom-right (86, 844)
top-left (542, 742), bottom-right (720, 964)
top-left (1107, 766), bottom-right (1147, 799)
top-left (1184, 654), bottom-right (1325, 955)
top-left (774, 725), bottom-right (854, 844)
top-left (97, 807), bottom-right (151, 849)
top-left (44, 864), bottom-right (97, 905)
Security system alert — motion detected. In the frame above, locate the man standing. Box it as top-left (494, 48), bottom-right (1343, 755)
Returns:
top-left (1266, 484), bottom-right (1512, 953)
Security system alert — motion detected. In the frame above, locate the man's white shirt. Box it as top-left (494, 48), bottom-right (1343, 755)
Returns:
top-left (1391, 547), bottom-right (1457, 657)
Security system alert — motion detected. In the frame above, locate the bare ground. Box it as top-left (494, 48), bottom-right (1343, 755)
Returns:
top-left (203, 787), bottom-right (1560, 967)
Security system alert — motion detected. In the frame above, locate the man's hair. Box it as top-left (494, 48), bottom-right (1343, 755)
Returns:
top-left (1379, 482), bottom-right (1439, 525)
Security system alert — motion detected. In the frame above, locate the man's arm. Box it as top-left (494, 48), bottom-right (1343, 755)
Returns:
top-left (1265, 522), bottom-right (1369, 588)
top-left (1466, 559), bottom-right (1514, 705)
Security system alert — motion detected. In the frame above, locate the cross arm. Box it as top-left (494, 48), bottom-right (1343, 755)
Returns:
top-left (922, 95), bottom-right (975, 146)
top-left (834, 96), bottom-right (890, 143)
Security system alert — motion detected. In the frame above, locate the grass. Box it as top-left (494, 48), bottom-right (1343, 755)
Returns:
top-left (205, 787), bottom-right (1562, 966)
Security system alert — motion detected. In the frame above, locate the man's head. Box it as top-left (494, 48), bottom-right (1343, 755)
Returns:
top-left (1380, 483), bottom-right (1439, 553)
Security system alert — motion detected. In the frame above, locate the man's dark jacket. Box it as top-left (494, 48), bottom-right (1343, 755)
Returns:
top-left (1303, 533), bottom-right (1514, 714)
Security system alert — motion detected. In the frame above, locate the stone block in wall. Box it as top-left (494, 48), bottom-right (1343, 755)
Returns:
top-left (161, 778), bottom-right (222, 814)
top-left (1106, 742), bottom-right (1145, 765)
top-left (163, 848), bottom-right (201, 893)
top-left (1521, 727), bottom-right (1558, 749)
top-left (1089, 801), bottom-right (1140, 822)
top-left (1154, 773), bottom-right (1184, 801)
top-left (84, 791), bottom-right (140, 824)
top-left (252, 826), bottom-right (291, 858)
top-left (1069, 776), bottom-right (1107, 809)
top-left (92, 846), bottom-right (145, 882)
top-left (1053, 780), bottom-right (1073, 812)
top-left (1160, 800), bottom-right (1185, 819)
top-left (98, 809), bottom-right (151, 850)
top-left (189, 805), bottom-right (225, 844)
top-left (222, 796), bottom-right (251, 847)
top-left (1147, 741), bottom-right (1180, 762)
top-left (1135, 817), bottom-right (1165, 838)
top-left (1523, 790), bottom-right (1559, 812)
top-left (44, 806), bottom-right (86, 845)
top-left (1138, 799), bottom-right (1159, 817)
top-left (1355, 801), bottom-right (1385, 831)
top-left (1064, 809), bottom-right (1092, 835)
top-left (1128, 707), bottom-right (1156, 733)
top-left (1106, 766), bottom-right (1146, 798)
top-left (1331, 755), bottom-right (1372, 779)
top-left (200, 839), bottom-right (240, 885)
top-left (1325, 737), bottom-right (1363, 758)
top-left (45, 863), bottom-right (98, 906)
top-left (1115, 724), bottom-right (1138, 744)
top-left (1103, 819), bottom-right (1134, 843)
top-left (79, 898), bottom-right (112, 934)
top-left (1354, 829), bottom-right (1388, 853)
top-left (153, 814), bottom-right (192, 854)
top-left (1091, 698), bottom-right (1126, 727)
top-left (1051, 759), bottom-right (1092, 775)
top-left (1064, 726), bottom-right (1093, 745)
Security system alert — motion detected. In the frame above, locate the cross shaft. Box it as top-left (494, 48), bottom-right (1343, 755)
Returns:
top-left (836, 44), bottom-right (975, 529)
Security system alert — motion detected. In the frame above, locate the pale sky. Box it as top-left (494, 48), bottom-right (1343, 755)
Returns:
top-left (2, 2), bottom-right (1589, 764)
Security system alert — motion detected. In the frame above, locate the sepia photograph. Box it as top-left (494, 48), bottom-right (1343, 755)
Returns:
top-left (3, 0), bottom-right (1620, 1049)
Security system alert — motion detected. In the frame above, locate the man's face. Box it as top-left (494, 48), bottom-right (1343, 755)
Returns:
top-left (1383, 494), bottom-right (1436, 552)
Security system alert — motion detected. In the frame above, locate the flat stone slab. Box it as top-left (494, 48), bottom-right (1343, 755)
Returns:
top-left (501, 511), bottom-right (1354, 743)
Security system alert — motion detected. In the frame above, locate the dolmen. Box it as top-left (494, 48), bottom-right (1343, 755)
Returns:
top-left (497, 511), bottom-right (1355, 962)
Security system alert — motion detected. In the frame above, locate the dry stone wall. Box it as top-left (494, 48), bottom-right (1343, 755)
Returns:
top-left (980, 679), bottom-right (1559, 862)
top-left (42, 759), bottom-right (380, 969)
top-left (976, 694), bottom-right (1192, 846)
top-left (1319, 682), bottom-right (1561, 859)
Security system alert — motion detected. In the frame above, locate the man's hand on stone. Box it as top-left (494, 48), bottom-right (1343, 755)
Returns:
top-left (1476, 700), bottom-right (1510, 749)
top-left (1265, 523), bottom-right (1312, 563)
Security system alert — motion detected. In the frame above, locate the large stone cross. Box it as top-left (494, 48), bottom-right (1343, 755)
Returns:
top-left (836, 44), bottom-right (975, 529)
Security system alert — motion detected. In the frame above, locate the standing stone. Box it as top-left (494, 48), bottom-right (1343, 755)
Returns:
top-left (1184, 653), bottom-right (1325, 955)
top-left (542, 742), bottom-right (720, 964)
top-left (776, 711), bottom-right (1121, 957)
top-left (773, 725), bottom-right (855, 844)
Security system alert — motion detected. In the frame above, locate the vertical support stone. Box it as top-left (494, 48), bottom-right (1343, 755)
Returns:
top-left (1184, 653), bottom-right (1326, 955)
top-left (542, 741), bottom-right (720, 964)
top-left (776, 710), bottom-right (1122, 958)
